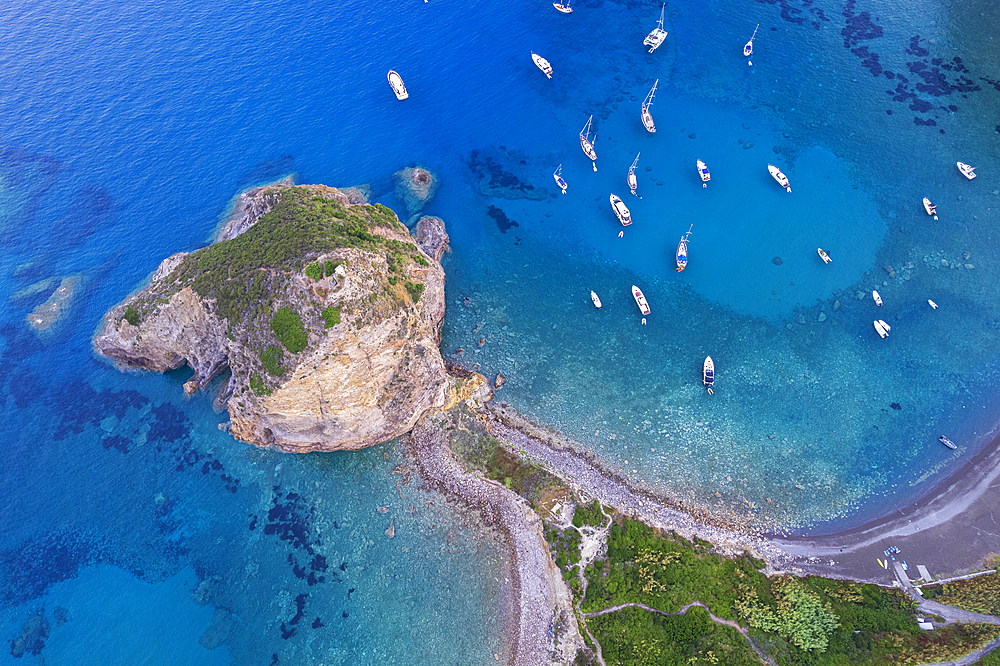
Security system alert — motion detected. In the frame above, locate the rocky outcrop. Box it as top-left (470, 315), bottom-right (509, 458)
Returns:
top-left (414, 216), bottom-right (450, 263)
top-left (95, 182), bottom-right (449, 453)
top-left (26, 274), bottom-right (84, 338)
top-left (393, 166), bottom-right (438, 216)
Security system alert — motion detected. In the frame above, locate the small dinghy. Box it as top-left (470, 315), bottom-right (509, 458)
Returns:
top-left (923, 197), bottom-right (938, 220)
top-left (632, 285), bottom-right (650, 315)
top-left (873, 319), bottom-right (891, 338)
top-left (744, 24), bottom-right (759, 62)
top-left (580, 115), bottom-right (598, 171)
top-left (957, 162), bottom-right (976, 180)
top-left (872, 290), bottom-right (882, 307)
top-left (610, 194), bottom-right (632, 226)
top-left (553, 0), bottom-right (572, 14)
top-left (553, 164), bottom-right (567, 194)
top-left (928, 299), bottom-right (938, 309)
top-left (703, 356), bottom-right (715, 394)
top-left (628, 153), bottom-right (640, 197)
top-left (768, 164), bottom-right (791, 192)
top-left (817, 248), bottom-right (832, 264)
top-left (696, 159), bottom-right (710, 187)
top-left (675, 224), bottom-right (693, 273)
top-left (387, 70), bottom-right (409, 100)
top-left (939, 435), bottom-right (957, 450)
top-left (643, 3), bottom-right (668, 53)
top-left (531, 52), bottom-right (553, 79)
top-left (590, 290), bottom-right (602, 309)
top-left (641, 79), bottom-right (658, 133)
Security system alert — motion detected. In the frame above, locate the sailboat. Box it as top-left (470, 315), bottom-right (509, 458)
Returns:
top-left (768, 164), bottom-right (791, 192)
top-left (923, 197), bottom-right (938, 220)
top-left (644, 3), bottom-right (668, 53)
top-left (580, 115), bottom-right (598, 171)
top-left (553, 164), bottom-right (568, 194)
top-left (627, 153), bottom-right (640, 197)
top-left (703, 356), bottom-right (715, 394)
top-left (675, 224), bottom-right (693, 272)
top-left (531, 52), bottom-right (553, 79)
top-left (553, 0), bottom-right (572, 14)
top-left (641, 79), bottom-right (658, 133)
top-left (696, 159), bottom-right (710, 187)
top-left (610, 194), bottom-right (632, 226)
top-left (744, 24), bottom-right (759, 63)
top-left (387, 70), bottom-right (409, 100)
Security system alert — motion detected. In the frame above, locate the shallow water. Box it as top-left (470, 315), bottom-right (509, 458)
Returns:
top-left (0, 0), bottom-right (998, 660)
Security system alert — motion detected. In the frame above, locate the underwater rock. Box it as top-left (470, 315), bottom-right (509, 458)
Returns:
top-left (10, 276), bottom-right (59, 302)
top-left (413, 216), bottom-right (450, 262)
top-left (796, 315), bottom-right (806, 325)
top-left (833, 300), bottom-right (840, 310)
top-left (818, 312), bottom-right (827, 322)
top-left (393, 166), bottom-right (439, 215)
top-left (466, 147), bottom-right (546, 201)
top-left (495, 373), bottom-right (506, 390)
top-left (199, 607), bottom-right (235, 650)
top-left (772, 257), bottom-right (783, 265)
top-left (26, 274), bottom-right (84, 339)
top-left (52, 607), bottom-right (69, 626)
top-left (192, 575), bottom-right (222, 606)
top-left (9, 610), bottom-right (49, 658)
top-left (385, 524), bottom-right (395, 538)
top-left (743, 142), bottom-right (754, 149)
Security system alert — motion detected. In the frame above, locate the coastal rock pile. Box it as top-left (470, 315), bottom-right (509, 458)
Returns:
top-left (94, 182), bottom-right (449, 452)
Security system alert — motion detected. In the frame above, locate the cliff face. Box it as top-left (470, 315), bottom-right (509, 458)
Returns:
top-left (95, 183), bottom-right (449, 453)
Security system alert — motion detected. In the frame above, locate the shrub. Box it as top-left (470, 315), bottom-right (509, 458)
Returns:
top-left (405, 281), bottom-right (425, 303)
top-left (304, 262), bottom-right (323, 280)
top-left (324, 260), bottom-right (337, 275)
top-left (123, 305), bottom-right (140, 326)
top-left (321, 306), bottom-right (341, 328)
top-left (271, 307), bottom-right (307, 354)
top-left (260, 345), bottom-right (283, 376)
top-left (249, 374), bottom-right (272, 396)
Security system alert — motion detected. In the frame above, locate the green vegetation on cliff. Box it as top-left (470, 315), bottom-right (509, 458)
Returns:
top-left (270, 307), bottom-right (307, 354)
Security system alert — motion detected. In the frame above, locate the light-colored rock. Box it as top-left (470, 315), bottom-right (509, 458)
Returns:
top-left (27, 275), bottom-right (84, 338)
top-left (818, 312), bottom-right (827, 322)
top-left (10, 277), bottom-right (58, 302)
top-left (393, 166), bottom-right (438, 216)
top-left (385, 523), bottom-right (395, 538)
top-left (414, 216), bottom-right (450, 262)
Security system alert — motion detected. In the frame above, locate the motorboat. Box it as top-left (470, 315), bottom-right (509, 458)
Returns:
top-left (553, 0), bottom-right (572, 13)
top-left (768, 164), bottom-right (791, 192)
top-left (644, 3), bottom-right (668, 53)
top-left (696, 159), bottom-right (710, 187)
top-left (939, 436), bottom-right (957, 450)
top-left (880, 320), bottom-right (891, 333)
top-left (632, 285), bottom-right (650, 315)
top-left (957, 162), bottom-right (976, 180)
top-left (610, 194), bottom-right (632, 226)
top-left (928, 299), bottom-right (938, 309)
top-left (590, 290), bottom-right (602, 309)
top-left (628, 153), bottom-right (640, 197)
top-left (703, 356), bottom-right (715, 393)
top-left (872, 290), bottom-right (882, 306)
top-left (387, 70), bottom-right (409, 100)
top-left (580, 115), bottom-right (598, 171)
top-left (553, 164), bottom-right (568, 194)
top-left (675, 224), bottom-right (693, 273)
top-left (531, 52), bottom-right (553, 79)
top-left (923, 197), bottom-right (938, 220)
top-left (873, 320), bottom-right (889, 338)
top-left (817, 248), bottom-right (832, 264)
top-left (744, 24), bottom-right (759, 58)
top-left (641, 79), bottom-right (658, 133)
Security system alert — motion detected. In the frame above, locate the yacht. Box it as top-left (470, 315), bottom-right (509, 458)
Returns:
top-left (580, 115), bottom-right (598, 171)
top-left (641, 79), bottom-right (658, 133)
top-left (610, 194), bottom-right (632, 226)
top-left (644, 4), bottom-right (668, 53)
top-left (768, 164), bottom-right (791, 192)
top-left (696, 159), bottom-right (710, 187)
top-left (632, 285), bottom-right (650, 315)
top-left (387, 70), bottom-right (408, 100)
top-left (531, 52), bottom-right (553, 79)
top-left (957, 162), bottom-right (976, 180)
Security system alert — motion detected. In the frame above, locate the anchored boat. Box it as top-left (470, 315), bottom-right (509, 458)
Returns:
top-left (696, 159), bottom-right (710, 187)
top-left (553, 164), bottom-right (568, 194)
top-left (768, 164), bottom-right (791, 192)
top-left (923, 197), bottom-right (938, 220)
top-left (387, 70), bottom-right (409, 100)
top-left (939, 436), bottom-right (957, 450)
top-left (703, 356), bottom-right (715, 394)
top-left (641, 79), bottom-right (658, 133)
top-left (644, 3), bottom-right (668, 53)
top-left (531, 52), bottom-right (553, 79)
top-left (873, 290), bottom-right (883, 306)
top-left (580, 115), bottom-right (598, 171)
top-left (873, 319), bottom-right (891, 338)
top-left (928, 299), bottom-right (938, 309)
top-left (676, 224), bottom-right (693, 272)
top-left (628, 153), bottom-right (640, 197)
top-left (632, 285), bottom-right (650, 315)
top-left (553, 0), bottom-right (572, 14)
top-left (817, 248), bottom-right (832, 264)
top-left (610, 194), bottom-right (632, 226)
top-left (590, 290), bottom-right (602, 309)
top-left (744, 24), bottom-right (759, 58)
top-left (957, 162), bottom-right (976, 180)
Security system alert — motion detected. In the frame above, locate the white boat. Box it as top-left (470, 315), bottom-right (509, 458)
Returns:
top-left (590, 290), bottom-right (602, 309)
top-left (923, 197), bottom-right (938, 220)
top-left (696, 159), bottom-right (710, 187)
top-left (553, 164), bottom-right (568, 194)
top-left (644, 3), bottom-right (668, 53)
top-left (676, 224), bottom-right (693, 273)
top-left (580, 115), bottom-right (598, 171)
top-left (531, 52), bottom-right (553, 79)
top-left (957, 162), bottom-right (976, 180)
top-left (703, 356), bottom-right (715, 393)
top-left (939, 436), bottom-right (957, 450)
top-left (553, 0), bottom-right (572, 14)
top-left (928, 299), bottom-right (938, 309)
top-left (610, 194), bottom-right (632, 226)
top-left (641, 79), bottom-right (658, 133)
top-left (387, 70), bottom-right (409, 100)
top-left (768, 164), bottom-right (791, 192)
top-left (744, 24), bottom-right (759, 58)
top-left (817, 248), bottom-right (831, 264)
top-left (627, 153), bottom-right (640, 197)
top-left (873, 320), bottom-right (889, 338)
top-left (872, 290), bottom-right (882, 306)
top-left (632, 285), bottom-right (650, 315)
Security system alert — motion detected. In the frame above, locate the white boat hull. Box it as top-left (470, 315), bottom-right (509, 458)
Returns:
top-left (873, 320), bottom-right (888, 338)
top-left (590, 291), bottom-right (602, 309)
top-left (768, 164), bottom-right (791, 192)
top-left (697, 159), bottom-right (710, 184)
top-left (553, 3), bottom-right (572, 13)
top-left (872, 290), bottom-right (882, 306)
top-left (928, 299), bottom-right (938, 309)
top-left (703, 356), bottom-right (714, 388)
top-left (387, 70), bottom-right (409, 100)
top-left (610, 194), bottom-right (632, 226)
top-left (957, 162), bottom-right (976, 180)
top-left (632, 285), bottom-right (650, 315)
top-left (817, 248), bottom-right (831, 264)
top-left (531, 52), bottom-right (552, 79)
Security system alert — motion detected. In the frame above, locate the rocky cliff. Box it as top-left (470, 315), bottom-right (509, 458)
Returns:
top-left (95, 182), bottom-right (450, 453)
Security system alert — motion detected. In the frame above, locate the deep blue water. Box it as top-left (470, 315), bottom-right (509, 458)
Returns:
top-left (0, 0), bottom-right (998, 661)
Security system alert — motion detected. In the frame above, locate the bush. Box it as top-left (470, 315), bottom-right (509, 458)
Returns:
top-left (249, 374), bottom-right (272, 396)
top-left (405, 281), bottom-right (425, 303)
top-left (321, 306), bottom-right (341, 328)
top-left (123, 305), bottom-right (140, 326)
top-left (271, 307), bottom-right (307, 354)
top-left (304, 262), bottom-right (323, 280)
top-left (260, 345), bottom-right (283, 376)
top-left (324, 260), bottom-right (337, 276)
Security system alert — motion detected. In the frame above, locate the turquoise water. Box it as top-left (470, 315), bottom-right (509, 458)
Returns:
top-left (0, 0), bottom-right (998, 661)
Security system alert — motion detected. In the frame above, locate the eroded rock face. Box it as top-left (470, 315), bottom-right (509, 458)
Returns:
top-left (95, 182), bottom-right (449, 453)
top-left (414, 216), bottom-right (450, 263)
